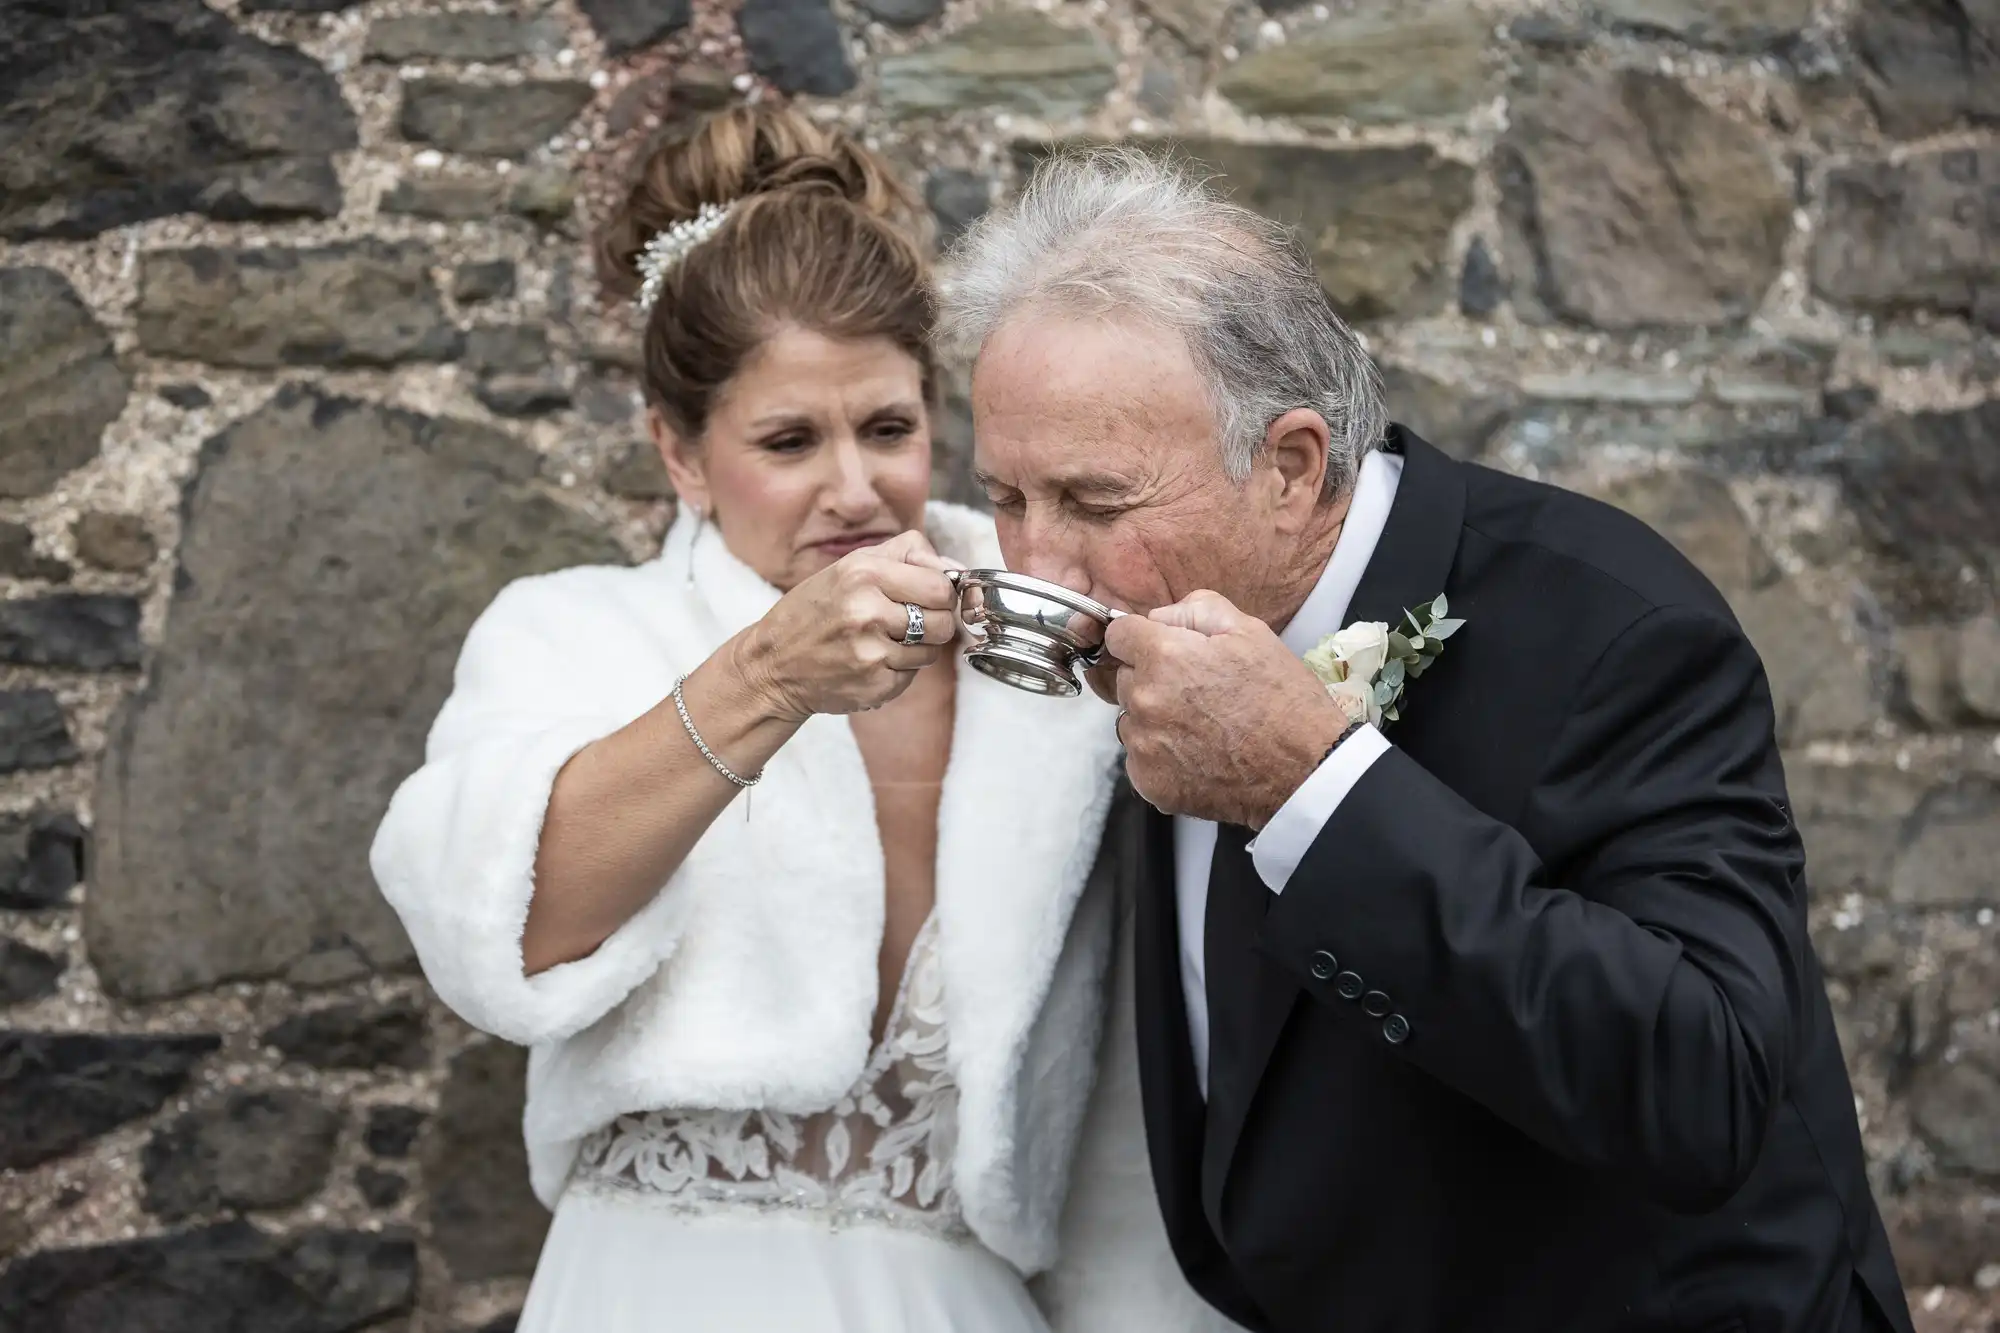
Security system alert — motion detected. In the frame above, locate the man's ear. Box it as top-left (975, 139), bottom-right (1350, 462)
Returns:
top-left (651, 409), bottom-right (708, 513)
top-left (1260, 408), bottom-right (1332, 535)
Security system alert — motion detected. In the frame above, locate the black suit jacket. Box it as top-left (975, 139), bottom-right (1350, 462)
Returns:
top-left (1124, 427), bottom-right (1914, 1333)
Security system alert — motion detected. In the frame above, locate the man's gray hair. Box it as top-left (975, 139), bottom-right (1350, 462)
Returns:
top-left (936, 145), bottom-right (1388, 497)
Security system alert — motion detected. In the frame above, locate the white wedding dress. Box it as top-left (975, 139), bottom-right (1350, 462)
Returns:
top-left (517, 911), bottom-right (1050, 1332)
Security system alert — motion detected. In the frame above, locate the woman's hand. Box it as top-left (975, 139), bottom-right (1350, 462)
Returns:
top-left (733, 530), bottom-right (962, 722)
top-left (524, 531), bottom-right (956, 973)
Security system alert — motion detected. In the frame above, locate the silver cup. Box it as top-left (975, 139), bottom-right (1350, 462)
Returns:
top-left (947, 568), bottom-right (1123, 698)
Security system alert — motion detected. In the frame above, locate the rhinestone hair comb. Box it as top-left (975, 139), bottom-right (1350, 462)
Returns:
top-left (635, 201), bottom-right (735, 315)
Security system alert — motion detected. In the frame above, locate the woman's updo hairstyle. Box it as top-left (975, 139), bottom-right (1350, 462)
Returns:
top-left (598, 103), bottom-right (937, 442)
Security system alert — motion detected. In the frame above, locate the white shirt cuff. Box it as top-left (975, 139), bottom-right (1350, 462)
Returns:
top-left (1247, 723), bottom-right (1391, 893)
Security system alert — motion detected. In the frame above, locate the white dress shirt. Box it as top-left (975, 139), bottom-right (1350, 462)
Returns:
top-left (1173, 448), bottom-right (1403, 1098)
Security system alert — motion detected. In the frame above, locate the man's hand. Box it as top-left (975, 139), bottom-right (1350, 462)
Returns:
top-left (1105, 590), bottom-right (1351, 828)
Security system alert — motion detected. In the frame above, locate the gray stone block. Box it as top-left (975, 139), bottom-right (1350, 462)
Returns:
top-left (0, 939), bottom-right (63, 1006)
top-left (1811, 146), bottom-right (2000, 328)
top-left (0, 1223), bottom-right (416, 1331)
top-left (1850, 0), bottom-right (2000, 138)
top-left (882, 13), bottom-right (1112, 119)
top-left (86, 388), bottom-right (624, 1000)
top-left (0, 268), bottom-right (129, 499)
top-left (263, 998), bottom-right (428, 1071)
top-left (0, 690), bottom-right (78, 775)
top-left (136, 242), bottom-right (461, 369)
top-left (1497, 67), bottom-right (1791, 328)
top-left (1594, 0), bottom-right (1813, 50)
top-left (579, 0), bottom-right (695, 54)
top-left (0, 1031), bottom-right (220, 1170)
top-left (365, 14), bottom-right (569, 63)
top-left (0, 0), bottom-right (354, 239)
top-left (738, 0), bottom-right (857, 96)
top-left (141, 1090), bottom-right (344, 1221)
top-left (1217, 8), bottom-right (1491, 125)
top-left (0, 596), bottom-right (143, 671)
top-left (399, 80), bottom-right (593, 159)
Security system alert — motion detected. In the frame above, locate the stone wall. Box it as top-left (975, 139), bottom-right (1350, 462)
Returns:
top-left (0, 0), bottom-right (1994, 1328)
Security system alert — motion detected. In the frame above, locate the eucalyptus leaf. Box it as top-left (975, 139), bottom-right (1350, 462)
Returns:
top-left (1364, 592), bottom-right (1461, 727)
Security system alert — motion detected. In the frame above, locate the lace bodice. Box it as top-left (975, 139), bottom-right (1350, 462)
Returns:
top-left (568, 912), bottom-right (968, 1240)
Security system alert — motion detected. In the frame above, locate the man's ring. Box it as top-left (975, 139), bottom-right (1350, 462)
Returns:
top-left (901, 603), bottom-right (926, 645)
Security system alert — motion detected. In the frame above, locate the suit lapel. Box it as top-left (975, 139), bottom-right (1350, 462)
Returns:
top-left (1337, 427), bottom-right (1469, 647)
top-left (1126, 779), bottom-right (1235, 1287)
top-left (1199, 848), bottom-right (1303, 1233)
top-left (1202, 428), bottom-right (1471, 1225)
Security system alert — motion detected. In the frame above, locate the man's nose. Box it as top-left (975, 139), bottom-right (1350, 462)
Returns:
top-left (1006, 506), bottom-right (1090, 595)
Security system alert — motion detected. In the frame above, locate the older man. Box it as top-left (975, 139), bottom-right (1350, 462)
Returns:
top-left (941, 149), bottom-right (1912, 1333)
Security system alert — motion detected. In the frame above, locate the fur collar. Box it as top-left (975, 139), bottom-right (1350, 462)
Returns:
top-left (507, 504), bottom-right (1124, 1269)
top-left (663, 500), bottom-right (1126, 1107)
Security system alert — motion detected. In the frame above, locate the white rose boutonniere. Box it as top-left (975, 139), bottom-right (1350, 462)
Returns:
top-left (1326, 676), bottom-right (1384, 727)
top-left (1305, 594), bottom-right (1464, 726)
top-left (1328, 621), bottom-right (1391, 681)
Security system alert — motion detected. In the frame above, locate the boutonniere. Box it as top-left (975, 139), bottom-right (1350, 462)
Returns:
top-left (1302, 594), bottom-right (1464, 726)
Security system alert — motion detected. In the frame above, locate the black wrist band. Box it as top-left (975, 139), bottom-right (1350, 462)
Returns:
top-left (1322, 718), bottom-right (1364, 765)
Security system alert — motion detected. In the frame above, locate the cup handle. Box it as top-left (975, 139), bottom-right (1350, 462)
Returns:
top-left (943, 568), bottom-right (981, 646)
top-left (1078, 606), bottom-right (1125, 668)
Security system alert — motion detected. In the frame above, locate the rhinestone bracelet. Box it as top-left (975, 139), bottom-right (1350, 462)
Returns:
top-left (671, 675), bottom-right (762, 790)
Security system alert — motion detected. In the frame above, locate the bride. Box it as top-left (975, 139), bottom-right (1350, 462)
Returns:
top-left (370, 105), bottom-right (1236, 1332)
